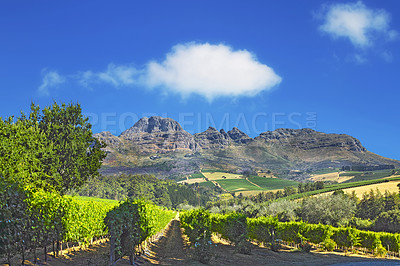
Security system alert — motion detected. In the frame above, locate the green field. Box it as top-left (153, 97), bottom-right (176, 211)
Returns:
top-left (339, 171), bottom-right (363, 176)
top-left (216, 179), bottom-right (263, 192)
top-left (248, 176), bottom-right (298, 190)
top-left (200, 170), bottom-right (300, 193)
top-left (198, 181), bottom-right (217, 188)
top-left (189, 172), bottom-right (206, 179)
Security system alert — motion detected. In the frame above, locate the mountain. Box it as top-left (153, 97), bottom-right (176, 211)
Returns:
top-left (94, 116), bottom-right (400, 180)
top-left (118, 116), bottom-right (197, 154)
top-left (194, 127), bottom-right (231, 149)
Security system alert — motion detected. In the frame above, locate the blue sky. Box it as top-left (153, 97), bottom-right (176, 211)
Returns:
top-left (1, 1), bottom-right (400, 160)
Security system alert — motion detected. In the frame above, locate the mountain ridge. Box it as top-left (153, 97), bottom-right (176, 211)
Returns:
top-left (94, 116), bottom-right (400, 179)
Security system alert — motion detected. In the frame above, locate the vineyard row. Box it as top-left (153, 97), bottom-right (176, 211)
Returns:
top-left (181, 209), bottom-right (400, 259)
top-left (0, 179), bottom-right (175, 265)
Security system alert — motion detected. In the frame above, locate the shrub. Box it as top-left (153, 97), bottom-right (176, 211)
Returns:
top-left (375, 245), bottom-right (387, 257)
top-left (216, 213), bottom-right (251, 254)
top-left (180, 209), bottom-right (213, 264)
top-left (247, 216), bottom-right (278, 245)
top-left (358, 230), bottom-right (381, 250)
top-left (322, 238), bottom-right (336, 251)
top-left (331, 227), bottom-right (359, 248)
top-left (277, 221), bottom-right (305, 243)
top-left (302, 223), bottom-right (333, 244)
top-left (380, 232), bottom-right (400, 252)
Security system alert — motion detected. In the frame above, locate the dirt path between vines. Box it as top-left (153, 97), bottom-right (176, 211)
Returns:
top-left (140, 219), bottom-right (200, 265)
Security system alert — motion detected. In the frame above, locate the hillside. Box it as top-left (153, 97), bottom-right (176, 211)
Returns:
top-left (95, 116), bottom-right (400, 180)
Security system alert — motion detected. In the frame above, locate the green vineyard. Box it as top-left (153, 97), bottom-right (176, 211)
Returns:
top-left (180, 209), bottom-right (400, 261)
top-left (0, 177), bottom-right (175, 265)
top-left (106, 199), bottom-right (175, 264)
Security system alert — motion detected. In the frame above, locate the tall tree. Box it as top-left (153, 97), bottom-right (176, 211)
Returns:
top-left (0, 102), bottom-right (106, 194)
top-left (35, 102), bottom-right (107, 194)
top-left (0, 113), bottom-right (49, 188)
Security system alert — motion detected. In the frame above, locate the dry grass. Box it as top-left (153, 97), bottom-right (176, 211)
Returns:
top-left (202, 172), bottom-right (243, 180)
top-left (341, 180), bottom-right (400, 197)
top-left (177, 178), bottom-right (205, 184)
top-left (309, 172), bottom-right (353, 183)
top-left (383, 174), bottom-right (400, 179)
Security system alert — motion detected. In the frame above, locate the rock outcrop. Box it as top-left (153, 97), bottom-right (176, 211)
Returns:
top-left (119, 116), bottom-right (197, 154)
top-left (227, 127), bottom-right (253, 144)
top-left (194, 127), bottom-right (231, 149)
top-left (93, 131), bottom-right (122, 152)
top-left (256, 128), bottom-right (366, 152)
top-left (120, 116), bottom-right (184, 135)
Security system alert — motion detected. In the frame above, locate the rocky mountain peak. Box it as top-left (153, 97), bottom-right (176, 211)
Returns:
top-left (219, 129), bottom-right (230, 139)
top-left (205, 126), bottom-right (218, 132)
top-left (114, 116), bottom-right (196, 154)
top-left (194, 127), bottom-right (230, 149)
top-left (120, 116), bottom-right (183, 136)
top-left (227, 127), bottom-right (253, 144)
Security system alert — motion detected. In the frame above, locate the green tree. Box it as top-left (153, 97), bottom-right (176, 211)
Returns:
top-left (0, 113), bottom-right (49, 188)
top-left (299, 194), bottom-right (356, 226)
top-left (315, 181), bottom-right (325, 190)
top-left (0, 102), bottom-right (106, 193)
top-left (356, 190), bottom-right (385, 220)
top-left (283, 186), bottom-right (297, 197)
top-left (34, 102), bottom-right (106, 193)
top-left (374, 209), bottom-right (400, 233)
top-left (382, 191), bottom-right (400, 212)
top-left (262, 199), bottom-right (300, 222)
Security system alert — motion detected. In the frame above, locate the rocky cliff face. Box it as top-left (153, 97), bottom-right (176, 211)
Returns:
top-left (93, 131), bottom-right (122, 152)
top-left (95, 116), bottom-right (400, 177)
top-left (194, 127), bottom-right (231, 149)
top-left (256, 128), bottom-right (366, 152)
top-left (228, 127), bottom-right (253, 144)
top-left (107, 117), bottom-right (256, 153)
top-left (118, 116), bottom-right (197, 154)
top-left (121, 116), bottom-right (184, 135)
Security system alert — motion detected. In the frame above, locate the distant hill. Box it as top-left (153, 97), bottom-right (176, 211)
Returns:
top-left (94, 116), bottom-right (400, 180)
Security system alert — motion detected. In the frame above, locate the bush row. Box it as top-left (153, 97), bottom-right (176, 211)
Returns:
top-left (0, 178), bottom-right (117, 264)
top-left (105, 199), bottom-right (175, 265)
top-left (248, 217), bottom-right (399, 255)
top-left (180, 208), bottom-right (400, 258)
top-left (180, 209), bottom-right (213, 264)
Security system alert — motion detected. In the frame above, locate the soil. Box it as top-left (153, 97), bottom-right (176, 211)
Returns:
top-left (3, 219), bottom-right (400, 266)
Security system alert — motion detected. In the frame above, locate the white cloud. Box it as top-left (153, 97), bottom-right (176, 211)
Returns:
top-left (38, 70), bottom-right (66, 95)
top-left (144, 43), bottom-right (282, 101)
top-left (319, 1), bottom-right (397, 48)
top-left (40, 43), bottom-right (282, 100)
top-left (78, 63), bottom-right (140, 88)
